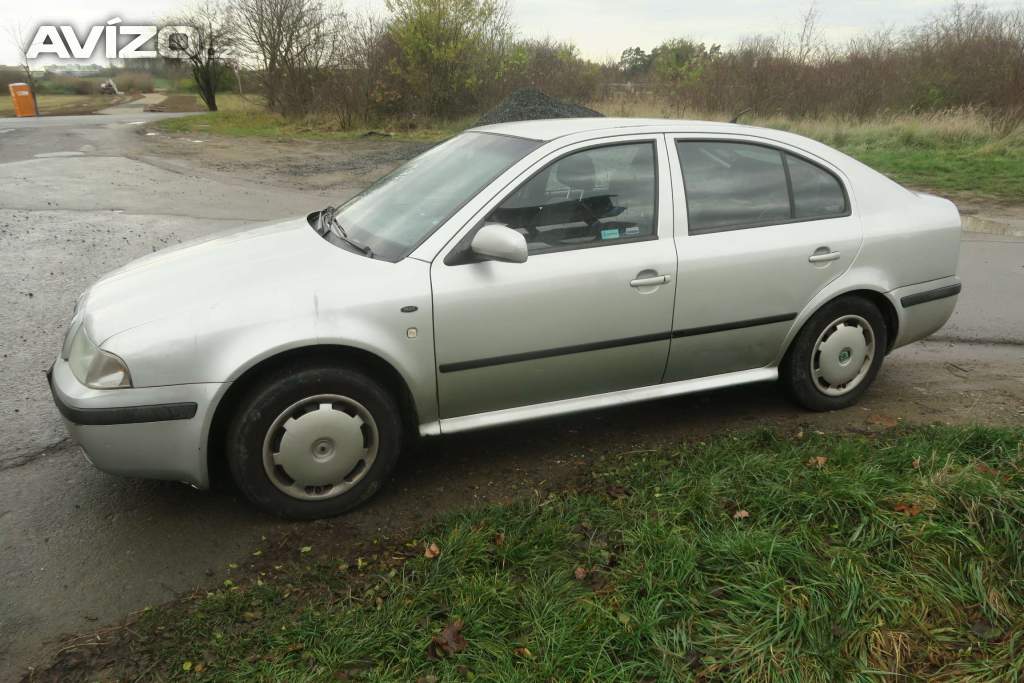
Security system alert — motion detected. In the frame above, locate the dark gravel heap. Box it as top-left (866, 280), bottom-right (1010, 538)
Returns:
top-left (475, 88), bottom-right (604, 126)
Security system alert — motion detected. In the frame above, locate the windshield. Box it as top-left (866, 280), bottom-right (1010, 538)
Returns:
top-left (332, 132), bottom-right (541, 261)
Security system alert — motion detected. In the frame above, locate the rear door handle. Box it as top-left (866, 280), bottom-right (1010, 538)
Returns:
top-left (808, 250), bottom-right (841, 263)
top-left (630, 274), bottom-right (671, 287)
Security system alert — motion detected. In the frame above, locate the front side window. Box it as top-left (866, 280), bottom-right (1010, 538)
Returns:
top-left (677, 140), bottom-right (848, 234)
top-left (487, 142), bottom-right (657, 254)
top-left (334, 132), bottom-right (541, 261)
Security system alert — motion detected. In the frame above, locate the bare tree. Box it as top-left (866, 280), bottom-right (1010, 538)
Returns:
top-left (232, 0), bottom-right (345, 114)
top-left (165, 1), bottom-right (237, 111)
top-left (5, 20), bottom-right (40, 115)
top-left (795, 1), bottom-right (821, 63)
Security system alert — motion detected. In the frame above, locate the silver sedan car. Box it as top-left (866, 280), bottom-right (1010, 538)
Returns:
top-left (49, 118), bottom-right (962, 518)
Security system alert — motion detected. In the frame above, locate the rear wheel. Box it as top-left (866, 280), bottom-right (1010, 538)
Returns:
top-left (780, 296), bottom-right (887, 412)
top-left (226, 362), bottom-right (402, 519)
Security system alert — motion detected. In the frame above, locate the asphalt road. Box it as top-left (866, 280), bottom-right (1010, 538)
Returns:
top-left (1, 113), bottom-right (1022, 681)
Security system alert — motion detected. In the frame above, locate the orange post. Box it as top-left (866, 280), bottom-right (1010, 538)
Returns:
top-left (9, 83), bottom-right (38, 117)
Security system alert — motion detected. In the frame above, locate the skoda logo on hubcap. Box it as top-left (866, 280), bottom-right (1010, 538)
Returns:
top-left (838, 348), bottom-right (852, 364)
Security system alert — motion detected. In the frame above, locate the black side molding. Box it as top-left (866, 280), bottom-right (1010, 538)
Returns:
top-left (672, 313), bottom-right (797, 338)
top-left (439, 313), bottom-right (798, 373)
top-left (900, 283), bottom-right (962, 308)
top-left (439, 331), bottom-right (670, 373)
top-left (47, 368), bottom-right (197, 426)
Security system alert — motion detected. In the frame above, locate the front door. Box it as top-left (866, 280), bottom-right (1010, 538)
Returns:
top-left (664, 136), bottom-right (863, 381)
top-left (431, 137), bottom-right (678, 419)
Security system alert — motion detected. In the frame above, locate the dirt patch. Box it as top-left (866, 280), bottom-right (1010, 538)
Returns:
top-left (146, 94), bottom-right (205, 113)
top-left (476, 88), bottom-right (603, 126)
top-left (139, 129), bottom-right (431, 194)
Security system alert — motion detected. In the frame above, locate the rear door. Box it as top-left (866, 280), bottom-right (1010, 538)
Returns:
top-left (664, 135), bottom-right (862, 381)
top-left (431, 135), bottom-right (678, 419)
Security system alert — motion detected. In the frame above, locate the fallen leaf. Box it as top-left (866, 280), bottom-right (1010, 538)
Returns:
top-left (867, 414), bottom-right (899, 428)
top-left (574, 566), bottom-right (588, 581)
top-left (806, 455), bottom-right (828, 468)
top-left (300, 546), bottom-right (312, 554)
top-left (513, 646), bottom-right (533, 658)
top-left (194, 662), bottom-right (206, 673)
top-left (975, 463), bottom-right (998, 476)
top-left (494, 532), bottom-right (505, 547)
top-left (182, 660), bottom-right (193, 672)
top-left (912, 458), bottom-right (922, 469)
top-left (733, 509), bottom-right (750, 520)
top-left (416, 676), bottom-right (439, 683)
top-left (427, 620), bottom-right (467, 659)
top-left (241, 611), bottom-right (261, 622)
top-left (894, 502), bottom-right (923, 517)
top-left (424, 543), bottom-right (441, 559)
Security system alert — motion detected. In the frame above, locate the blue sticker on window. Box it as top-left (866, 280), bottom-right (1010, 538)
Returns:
top-left (601, 228), bottom-right (621, 240)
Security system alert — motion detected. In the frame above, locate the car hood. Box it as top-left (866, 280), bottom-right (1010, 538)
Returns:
top-left (82, 216), bottom-right (388, 343)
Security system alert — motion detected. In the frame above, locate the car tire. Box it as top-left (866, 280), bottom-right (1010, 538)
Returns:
top-left (226, 362), bottom-right (402, 520)
top-left (780, 295), bottom-right (888, 412)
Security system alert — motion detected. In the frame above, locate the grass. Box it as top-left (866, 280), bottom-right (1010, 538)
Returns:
top-left (155, 94), bottom-right (472, 142)
top-left (153, 97), bottom-right (1024, 202)
top-left (598, 99), bottom-right (1024, 203)
top-left (69, 426), bottom-right (1024, 682)
top-left (0, 93), bottom-right (136, 117)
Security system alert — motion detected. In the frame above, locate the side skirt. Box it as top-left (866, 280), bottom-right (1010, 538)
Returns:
top-left (418, 367), bottom-right (779, 436)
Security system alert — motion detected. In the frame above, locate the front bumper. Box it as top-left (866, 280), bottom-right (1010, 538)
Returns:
top-left (47, 356), bottom-right (224, 488)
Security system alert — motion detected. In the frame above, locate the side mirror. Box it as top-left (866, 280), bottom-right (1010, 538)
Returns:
top-left (470, 224), bottom-right (528, 264)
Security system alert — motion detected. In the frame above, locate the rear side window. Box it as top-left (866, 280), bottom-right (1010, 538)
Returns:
top-left (677, 141), bottom-right (848, 234)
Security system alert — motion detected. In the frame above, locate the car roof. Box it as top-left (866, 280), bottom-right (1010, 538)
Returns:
top-left (470, 117), bottom-right (766, 142)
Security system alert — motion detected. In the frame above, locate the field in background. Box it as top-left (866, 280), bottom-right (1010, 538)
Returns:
top-left (49, 426), bottom-right (1024, 681)
top-left (155, 93), bottom-right (472, 142)
top-left (599, 98), bottom-right (1024, 202)
top-left (0, 93), bottom-right (137, 117)
top-left (153, 98), bottom-right (1024, 203)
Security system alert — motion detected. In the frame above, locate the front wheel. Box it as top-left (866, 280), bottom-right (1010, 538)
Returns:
top-left (226, 362), bottom-right (402, 519)
top-left (780, 296), bottom-right (888, 412)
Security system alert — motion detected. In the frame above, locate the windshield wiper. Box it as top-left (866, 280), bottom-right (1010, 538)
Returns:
top-left (317, 206), bottom-right (374, 259)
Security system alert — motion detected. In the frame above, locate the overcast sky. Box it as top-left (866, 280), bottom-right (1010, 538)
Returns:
top-left (2, 0), bottom-right (1021, 66)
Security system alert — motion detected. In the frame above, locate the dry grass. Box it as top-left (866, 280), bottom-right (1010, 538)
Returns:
top-left (590, 98), bottom-right (1024, 201)
top-left (590, 97), bottom-right (1023, 143)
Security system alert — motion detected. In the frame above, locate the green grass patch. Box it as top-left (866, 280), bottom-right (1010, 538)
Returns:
top-left (154, 100), bottom-right (471, 143)
top-left (104, 426), bottom-right (1024, 682)
top-left (791, 124), bottom-right (1024, 202)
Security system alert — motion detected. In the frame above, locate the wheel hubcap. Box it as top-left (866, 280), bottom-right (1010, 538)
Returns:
top-left (811, 315), bottom-right (875, 396)
top-left (262, 394), bottom-right (378, 501)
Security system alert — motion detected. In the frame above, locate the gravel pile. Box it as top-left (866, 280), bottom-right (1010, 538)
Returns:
top-left (475, 88), bottom-right (604, 126)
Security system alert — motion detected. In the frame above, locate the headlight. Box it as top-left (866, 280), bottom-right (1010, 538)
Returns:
top-left (67, 326), bottom-right (132, 389)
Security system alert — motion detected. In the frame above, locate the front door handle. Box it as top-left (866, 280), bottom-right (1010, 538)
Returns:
top-left (630, 274), bottom-right (671, 287)
top-left (808, 249), bottom-right (841, 263)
